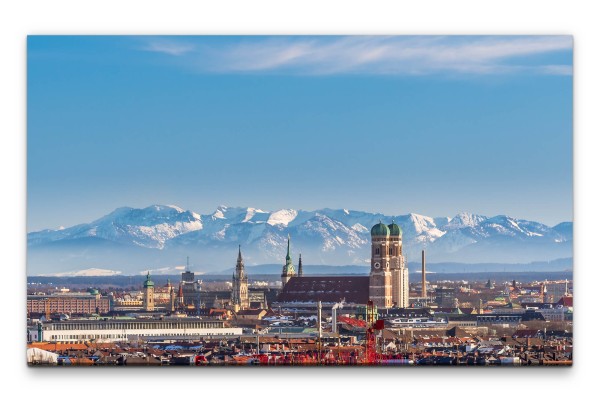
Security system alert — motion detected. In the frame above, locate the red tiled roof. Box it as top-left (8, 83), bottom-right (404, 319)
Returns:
top-left (277, 276), bottom-right (370, 304)
top-left (557, 296), bottom-right (573, 307)
top-left (29, 342), bottom-right (88, 351)
top-left (512, 329), bottom-right (541, 338)
top-left (67, 357), bottom-right (95, 365)
top-left (337, 316), bottom-right (367, 328)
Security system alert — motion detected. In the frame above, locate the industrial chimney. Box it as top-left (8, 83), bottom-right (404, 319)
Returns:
top-left (422, 250), bottom-right (427, 299)
top-left (317, 300), bottom-right (322, 339)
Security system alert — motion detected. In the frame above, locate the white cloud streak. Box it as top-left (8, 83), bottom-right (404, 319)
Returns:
top-left (141, 36), bottom-right (572, 76)
top-left (143, 39), bottom-right (195, 56)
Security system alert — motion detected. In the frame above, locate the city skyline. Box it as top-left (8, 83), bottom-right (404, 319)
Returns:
top-left (27, 35), bottom-right (572, 232)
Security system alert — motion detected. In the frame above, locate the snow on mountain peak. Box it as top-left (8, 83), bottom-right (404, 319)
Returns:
top-left (470, 215), bottom-right (553, 239)
top-left (242, 207), bottom-right (269, 223)
top-left (351, 223), bottom-right (369, 233)
top-left (213, 205), bottom-right (229, 219)
top-left (267, 209), bottom-right (298, 226)
top-left (396, 213), bottom-right (446, 244)
top-left (48, 268), bottom-right (123, 277)
top-left (27, 204), bottom-right (573, 273)
top-left (56, 204), bottom-right (204, 249)
top-left (446, 212), bottom-right (488, 229)
top-left (163, 204), bottom-right (185, 213)
top-left (148, 204), bottom-right (185, 213)
top-left (407, 213), bottom-right (439, 234)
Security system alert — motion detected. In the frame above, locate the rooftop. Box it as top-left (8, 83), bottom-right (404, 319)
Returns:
top-left (277, 276), bottom-right (370, 304)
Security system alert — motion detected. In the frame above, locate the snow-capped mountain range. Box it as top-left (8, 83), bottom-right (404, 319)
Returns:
top-left (27, 205), bottom-right (573, 275)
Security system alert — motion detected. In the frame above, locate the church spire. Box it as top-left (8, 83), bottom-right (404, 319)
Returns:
top-left (232, 245), bottom-right (249, 311)
top-left (286, 234), bottom-right (291, 263)
top-left (298, 253), bottom-right (303, 277)
top-left (281, 234), bottom-right (296, 289)
top-left (236, 245), bottom-right (245, 279)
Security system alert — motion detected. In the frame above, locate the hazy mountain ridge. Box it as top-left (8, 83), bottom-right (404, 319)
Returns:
top-left (27, 204), bottom-right (573, 275)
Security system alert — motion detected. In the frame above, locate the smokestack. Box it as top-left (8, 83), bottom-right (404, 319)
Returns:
top-left (331, 300), bottom-right (344, 335)
top-left (421, 250), bottom-right (427, 299)
top-left (317, 300), bottom-right (322, 339)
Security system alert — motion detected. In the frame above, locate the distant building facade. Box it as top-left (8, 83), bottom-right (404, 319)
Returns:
top-left (29, 318), bottom-right (242, 342)
top-left (248, 290), bottom-right (268, 309)
top-left (543, 281), bottom-right (571, 303)
top-left (27, 289), bottom-right (110, 316)
top-left (181, 269), bottom-right (202, 311)
top-left (435, 288), bottom-right (457, 308)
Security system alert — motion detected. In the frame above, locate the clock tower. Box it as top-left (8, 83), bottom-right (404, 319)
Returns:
top-left (388, 221), bottom-right (409, 307)
top-left (369, 221), bottom-right (393, 308)
top-left (232, 245), bottom-right (249, 312)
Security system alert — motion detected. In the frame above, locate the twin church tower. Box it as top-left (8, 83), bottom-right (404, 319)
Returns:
top-left (369, 221), bottom-right (409, 308)
top-left (276, 222), bottom-right (409, 309)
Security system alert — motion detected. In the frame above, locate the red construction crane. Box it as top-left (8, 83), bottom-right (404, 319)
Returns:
top-left (364, 300), bottom-right (385, 365)
top-left (364, 301), bottom-right (376, 364)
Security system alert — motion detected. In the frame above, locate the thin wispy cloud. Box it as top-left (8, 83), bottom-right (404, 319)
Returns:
top-left (142, 39), bottom-right (195, 56)
top-left (140, 36), bottom-right (572, 76)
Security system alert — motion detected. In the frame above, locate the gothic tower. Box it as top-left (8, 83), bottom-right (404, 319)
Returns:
top-left (388, 221), bottom-right (409, 307)
top-left (232, 245), bottom-right (249, 311)
top-left (281, 235), bottom-right (296, 289)
top-left (298, 254), bottom-right (303, 277)
top-left (369, 222), bottom-right (393, 308)
top-left (143, 272), bottom-right (155, 312)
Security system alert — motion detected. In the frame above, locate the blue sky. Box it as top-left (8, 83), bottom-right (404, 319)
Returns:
top-left (27, 36), bottom-right (573, 231)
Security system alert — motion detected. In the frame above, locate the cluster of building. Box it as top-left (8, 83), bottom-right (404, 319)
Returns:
top-left (27, 322), bottom-right (572, 366)
top-left (27, 221), bottom-right (573, 366)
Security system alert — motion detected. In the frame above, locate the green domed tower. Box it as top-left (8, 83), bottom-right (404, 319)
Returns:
top-left (143, 272), bottom-right (154, 288)
top-left (388, 221), bottom-right (402, 237)
top-left (143, 271), bottom-right (155, 311)
top-left (371, 221), bottom-right (390, 237)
